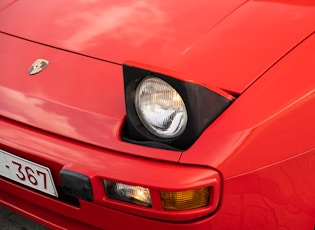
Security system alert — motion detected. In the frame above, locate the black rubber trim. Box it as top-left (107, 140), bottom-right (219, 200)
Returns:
top-left (60, 169), bottom-right (93, 201)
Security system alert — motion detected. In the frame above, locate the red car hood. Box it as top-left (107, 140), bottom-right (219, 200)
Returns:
top-left (1, 0), bottom-right (315, 161)
top-left (2, 0), bottom-right (314, 93)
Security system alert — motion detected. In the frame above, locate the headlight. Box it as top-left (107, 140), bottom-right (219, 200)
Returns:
top-left (122, 65), bottom-right (234, 150)
top-left (135, 77), bottom-right (188, 138)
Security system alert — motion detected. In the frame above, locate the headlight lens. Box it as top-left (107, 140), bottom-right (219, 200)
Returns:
top-left (135, 77), bottom-right (188, 138)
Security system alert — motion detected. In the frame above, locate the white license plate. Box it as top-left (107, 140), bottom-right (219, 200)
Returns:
top-left (0, 149), bottom-right (58, 197)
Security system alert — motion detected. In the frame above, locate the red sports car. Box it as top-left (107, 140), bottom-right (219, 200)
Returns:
top-left (1, 1), bottom-right (314, 229)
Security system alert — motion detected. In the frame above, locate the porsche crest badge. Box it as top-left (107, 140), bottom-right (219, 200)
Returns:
top-left (28, 59), bottom-right (49, 75)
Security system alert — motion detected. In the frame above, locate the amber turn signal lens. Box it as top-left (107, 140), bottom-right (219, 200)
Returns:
top-left (160, 187), bottom-right (210, 211)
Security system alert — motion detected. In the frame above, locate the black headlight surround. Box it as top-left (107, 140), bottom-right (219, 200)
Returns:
top-left (121, 65), bottom-right (233, 150)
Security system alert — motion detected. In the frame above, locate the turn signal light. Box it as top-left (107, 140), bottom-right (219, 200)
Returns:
top-left (104, 180), bottom-right (211, 212)
top-left (104, 180), bottom-right (152, 207)
top-left (160, 187), bottom-right (210, 211)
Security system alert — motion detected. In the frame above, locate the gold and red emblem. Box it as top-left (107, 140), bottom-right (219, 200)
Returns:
top-left (28, 59), bottom-right (49, 75)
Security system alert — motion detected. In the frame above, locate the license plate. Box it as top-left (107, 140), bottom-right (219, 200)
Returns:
top-left (0, 149), bottom-right (58, 197)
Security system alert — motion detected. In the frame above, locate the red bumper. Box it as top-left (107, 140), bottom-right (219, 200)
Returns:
top-left (1, 179), bottom-right (217, 230)
top-left (0, 117), bottom-right (220, 229)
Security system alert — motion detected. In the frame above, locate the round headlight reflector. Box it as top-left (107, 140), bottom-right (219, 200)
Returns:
top-left (135, 77), bottom-right (188, 138)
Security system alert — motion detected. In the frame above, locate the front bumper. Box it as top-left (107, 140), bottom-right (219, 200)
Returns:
top-left (0, 117), bottom-right (220, 229)
top-left (1, 179), bottom-right (218, 230)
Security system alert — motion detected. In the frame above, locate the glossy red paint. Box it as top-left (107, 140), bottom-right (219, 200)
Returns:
top-left (181, 33), bottom-right (315, 177)
top-left (0, 118), bottom-right (221, 223)
top-left (1, 0), bottom-right (315, 230)
top-left (1, 1), bottom-right (314, 94)
top-left (180, 32), bottom-right (315, 228)
top-left (0, 33), bottom-right (181, 162)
